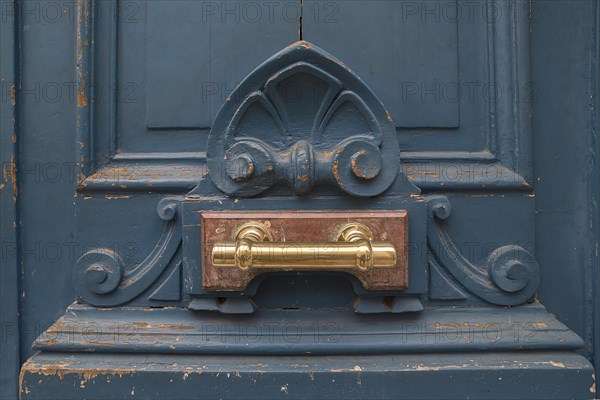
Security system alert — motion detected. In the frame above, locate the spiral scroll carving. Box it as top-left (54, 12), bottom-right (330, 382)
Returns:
top-left (78, 249), bottom-right (123, 295)
top-left (429, 195), bottom-right (452, 220)
top-left (158, 198), bottom-right (179, 221)
top-left (488, 245), bottom-right (540, 295)
top-left (73, 198), bottom-right (182, 307)
top-left (426, 196), bottom-right (540, 306)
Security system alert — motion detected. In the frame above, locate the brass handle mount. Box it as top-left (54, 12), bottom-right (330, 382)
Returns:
top-left (211, 222), bottom-right (397, 271)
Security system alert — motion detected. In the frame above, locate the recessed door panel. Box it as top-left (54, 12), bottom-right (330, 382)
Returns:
top-left (12, 1), bottom-right (596, 398)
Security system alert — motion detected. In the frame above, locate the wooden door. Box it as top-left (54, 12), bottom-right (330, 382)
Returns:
top-left (2, 1), bottom-right (597, 399)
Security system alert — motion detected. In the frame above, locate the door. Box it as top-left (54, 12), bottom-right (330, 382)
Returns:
top-left (2, 0), bottom-right (598, 399)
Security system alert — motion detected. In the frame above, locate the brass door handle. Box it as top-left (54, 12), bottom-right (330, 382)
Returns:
top-left (211, 222), bottom-right (396, 271)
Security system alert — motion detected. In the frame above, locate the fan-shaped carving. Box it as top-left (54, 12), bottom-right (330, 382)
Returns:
top-left (207, 41), bottom-right (410, 197)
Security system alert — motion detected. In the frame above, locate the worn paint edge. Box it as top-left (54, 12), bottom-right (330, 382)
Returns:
top-left (590, 0), bottom-right (600, 392)
top-left (0, 1), bottom-right (20, 398)
top-left (75, 0), bottom-right (93, 183)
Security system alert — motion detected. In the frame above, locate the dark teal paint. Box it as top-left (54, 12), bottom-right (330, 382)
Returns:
top-left (1, 0), bottom-right (599, 399)
top-left (531, 0), bottom-right (600, 384)
top-left (0, 0), bottom-right (19, 398)
top-left (20, 353), bottom-right (594, 400)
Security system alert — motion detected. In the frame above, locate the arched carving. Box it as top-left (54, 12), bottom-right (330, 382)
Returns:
top-left (206, 41), bottom-right (412, 197)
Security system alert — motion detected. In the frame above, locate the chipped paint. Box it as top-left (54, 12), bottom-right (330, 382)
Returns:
top-left (9, 84), bottom-right (15, 106)
top-left (414, 364), bottom-right (476, 371)
top-left (77, 80), bottom-right (88, 108)
top-left (332, 159), bottom-right (340, 185)
top-left (529, 361), bottom-right (566, 368)
top-left (385, 110), bottom-right (393, 123)
top-left (522, 322), bottom-right (549, 329)
top-left (434, 323), bottom-right (471, 329)
top-left (21, 360), bottom-right (135, 384)
top-left (296, 40), bottom-right (311, 49)
top-left (2, 156), bottom-right (17, 198)
top-left (129, 322), bottom-right (195, 331)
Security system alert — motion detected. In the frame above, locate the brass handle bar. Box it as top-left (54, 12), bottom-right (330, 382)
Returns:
top-left (211, 222), bottom-right (396, 271)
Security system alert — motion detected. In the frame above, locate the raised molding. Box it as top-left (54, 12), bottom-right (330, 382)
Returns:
top-left (0, 1), bottom-right (20, 397)
top-left (75, 0), bottom-right (93, 181)
top-left (76, 0), bottom-right (533, 193)
top-left (111, 152), bottom-right (207, 161)
top-left (78, 162), bottom-right (208, 193)
top-left (33, 303), bottom-right (583, 354)
top-left (78, 155), bottom-right (529, 193)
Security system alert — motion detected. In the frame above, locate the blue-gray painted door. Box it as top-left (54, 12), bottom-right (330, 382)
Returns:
top-left (2, 0), bottom-right (599, 399)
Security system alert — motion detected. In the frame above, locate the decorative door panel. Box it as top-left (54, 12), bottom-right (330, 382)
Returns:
top-left (305, 0), bottom-right (531, 191)
top-left (89, 0), bottom-right (298, 176)
top-left (304, 0), bottom-right (461, 129)
top-left (86, 0), bottom-right (530, 193)
top-left (16, 0), bottom-right (596, 399)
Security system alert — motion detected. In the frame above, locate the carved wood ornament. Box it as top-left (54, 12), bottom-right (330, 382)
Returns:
top-left (206, 41), bottom-right (405, 197)
top-left (71, 42), bottom-right (541, 310)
